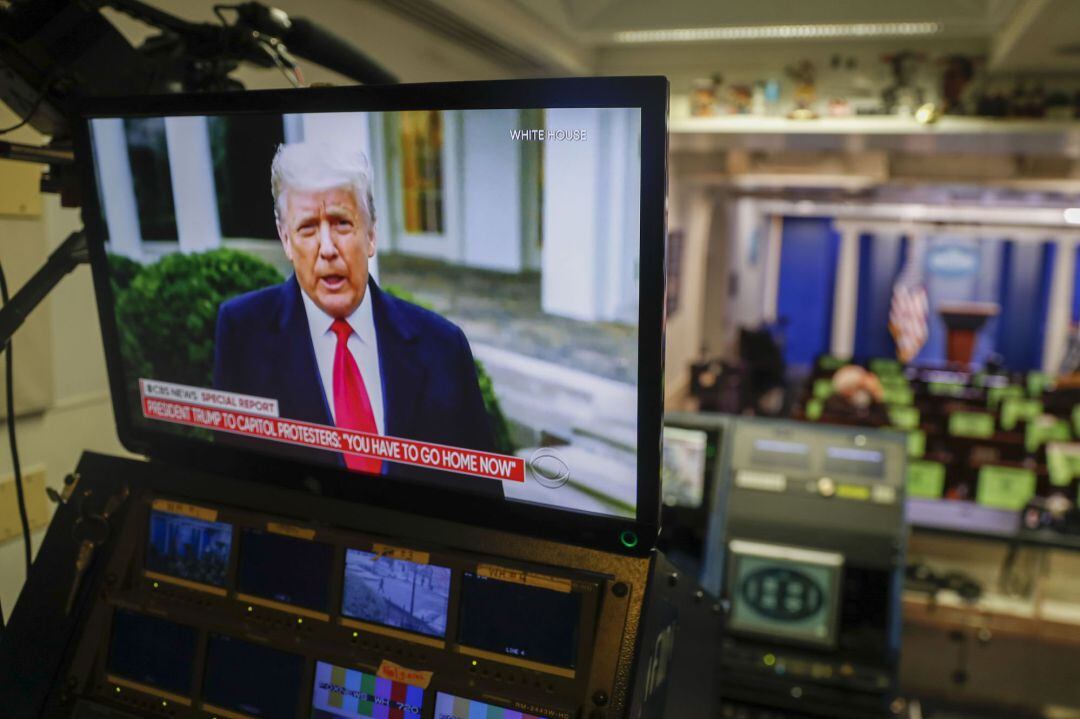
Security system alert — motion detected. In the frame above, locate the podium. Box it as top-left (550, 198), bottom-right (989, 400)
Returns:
top-left (938, 302), bottom-right (1000, 366)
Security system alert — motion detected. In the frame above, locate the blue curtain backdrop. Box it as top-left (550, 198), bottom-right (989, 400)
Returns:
top-left (776, 217), bottom-right (840, 369)
top-left (1073, 244), bottom-right (1080, 324)
top-left (994, 240), bottom-right (1055, 371)
top-left (854, 232), bottom-right (904, 362)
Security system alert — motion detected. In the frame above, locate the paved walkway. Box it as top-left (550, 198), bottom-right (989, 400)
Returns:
top-left (379, 255), bottom-right (638, 384)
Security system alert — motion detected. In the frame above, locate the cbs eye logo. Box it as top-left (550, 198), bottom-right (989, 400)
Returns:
top-left (739, 567), bottom-right (824, 622)
top-left (528, 448), bottom-right (570, 489)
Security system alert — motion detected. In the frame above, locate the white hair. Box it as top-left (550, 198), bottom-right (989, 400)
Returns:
top-left (270, 142), bottom-right (376, 226)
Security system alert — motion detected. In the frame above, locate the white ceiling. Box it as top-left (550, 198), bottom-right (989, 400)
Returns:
top-left (509, 0), bottom-right (1016, 42)
top-left (415, 0), bottom-right (1080, 75)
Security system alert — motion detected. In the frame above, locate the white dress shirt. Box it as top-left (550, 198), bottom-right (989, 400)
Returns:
top-left (299, 287), bottom-right (385, 435)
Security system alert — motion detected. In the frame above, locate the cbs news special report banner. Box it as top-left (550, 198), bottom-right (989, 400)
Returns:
top-left (92, 107), bottom-right (641, 518)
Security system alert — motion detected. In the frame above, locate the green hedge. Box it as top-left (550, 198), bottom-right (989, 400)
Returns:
top-left (114, 249), bottom-right (283, 388)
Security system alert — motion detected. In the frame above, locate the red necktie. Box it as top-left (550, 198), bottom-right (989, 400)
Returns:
top-left (331, 319), bottom-right (382, 475)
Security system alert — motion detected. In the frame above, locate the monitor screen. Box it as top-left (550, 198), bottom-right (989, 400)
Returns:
top-left (83, 84), bottom-right (662, 534)
top-left (457, 570), bottom-right (582, 672)
top-left (823, 446), bottom-right (885, 480)
top-left (726, 540), bottom-right (843, 649)
top-left (661, 426), bottom-right (709, 508)
top-left (434, 692), bottom-right (550, 719)
top-left (311, 660), bottom-right (423, 719)
top-left (341, 548), bottom-right (452, 638)
top-left (107, 610), bottom-right (197, 698)
top-left (236, 528), bottom-right (335, 613)
top-left (202, 634), bottom-right (305, 719)
top-left (145, 509), bottom-right (232, 589)
top-left (749, 439), bottom-right (811, 471)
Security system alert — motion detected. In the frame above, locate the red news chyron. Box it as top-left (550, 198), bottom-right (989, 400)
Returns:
top-left (139, 385), bottom-right (525, 483)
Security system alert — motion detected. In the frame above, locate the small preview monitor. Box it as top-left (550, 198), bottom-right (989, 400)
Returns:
top-left (310, 660), bottom-right (423, 719)
top-left (236, 528), bottom-right (335, 615)
top-left (341, 548), bottom-right (452, 638)
top-left (434, 692), bottom-right (550, 719)
top-left (202, 634), bottom-right (305, 719)
top-left (823, 446), bottom-right (885, 480)
top-left (661, 426), bottom-right (709, 509)
top-left (106, 610), bottom-right (197, 700)
top-left (457, 569), bottom-right (583, 674)
top-left (749, 438), bottom-right (811, 471)
top-left (79, 77), bottom-right (668, 552)
top-left (726, 540), bottom-right (843, 649)
top-left (145, 508), bottom-right (233, 590)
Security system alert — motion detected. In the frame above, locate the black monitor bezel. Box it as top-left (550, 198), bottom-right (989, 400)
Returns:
top-left (74, 76), bottom-right (667, 556)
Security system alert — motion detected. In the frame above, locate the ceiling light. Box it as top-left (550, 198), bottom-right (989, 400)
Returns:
top-left (614, 22), bottom-right (941, 44)
top-left (1063, 208), bottom-right (1080, 224)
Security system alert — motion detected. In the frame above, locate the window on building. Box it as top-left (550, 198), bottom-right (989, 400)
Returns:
top-left (123, 118), bottom-right (177, 241)
top-left (399, 110), bottom-right (444, 234)
top-left (209, 115), bottom-right (285, 240)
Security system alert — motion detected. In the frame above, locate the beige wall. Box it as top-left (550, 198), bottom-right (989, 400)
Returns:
top-left (0, 0), bottom-right (516, 623)
top-left (0, 181), bottom-right (129, 621)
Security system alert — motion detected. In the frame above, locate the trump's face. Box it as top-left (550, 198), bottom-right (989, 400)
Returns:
top-left (278, 186), bottom-right (374, 318)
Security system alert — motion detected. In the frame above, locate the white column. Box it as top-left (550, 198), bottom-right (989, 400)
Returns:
top-left (282, 113), bottom-right (304, 143)
top-left (541, 108), bottom-right (603, 322)
top-left (761, 213), bottom-right (783, 323)
top-left (830, 223), bottom-right (861, 358)
top-left (461, 109), bottom-right (523, 272)
top-left (89, 118), bottom-right (143, 259)
top-left (1043, 236), bottom-right (1077, 373)
top-left (163, 116), bottom-right (221, 252)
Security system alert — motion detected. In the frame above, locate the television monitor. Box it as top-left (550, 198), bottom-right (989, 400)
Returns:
top-left (202, 634), bottom-right (305, 719)
top-left (78, 78), bottom-right (667, 554)
top-left (457, 570), bottom-right (583, 674)
top-left (341, 548), bottom-right (452, 639)
top-left (106, 610), bottom-right (197, 700)
top-left (661, 425), bottom-right (709, 509)
top-left (144, 508), bottom-right (232, 591)
top-left (236, 528), bottom-right (335, 615)
top-left (434, 692), bottom-right (551, 719)
top-left (311, 660), bottom-right (423, 719)
top-left (726, 540), bottom-right (843, 649)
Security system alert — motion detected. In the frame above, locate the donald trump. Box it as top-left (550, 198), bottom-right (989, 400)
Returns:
top-left (213, 141), bottom-right (500, 496)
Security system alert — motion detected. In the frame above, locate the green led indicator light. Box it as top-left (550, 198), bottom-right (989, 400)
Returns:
top-left (764, 653), bottom-right (776, 667)
top-left (620, 530), bottom-right (639, 548)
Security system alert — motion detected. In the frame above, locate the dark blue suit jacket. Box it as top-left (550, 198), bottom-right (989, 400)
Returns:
top-left (212, 275), bottom-right (502, 497)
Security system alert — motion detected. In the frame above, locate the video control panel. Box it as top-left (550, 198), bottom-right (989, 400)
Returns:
top-left (56, 490), bottom-right (642, 719)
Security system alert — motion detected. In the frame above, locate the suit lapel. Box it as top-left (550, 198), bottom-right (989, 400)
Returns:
top-left (276, 275), bottom-right (335, 428)
top-left (369, 280), bottom-right (425, 439)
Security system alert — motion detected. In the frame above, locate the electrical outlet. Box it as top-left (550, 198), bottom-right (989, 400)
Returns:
top-left (0, 465), bottom-right (50, 543)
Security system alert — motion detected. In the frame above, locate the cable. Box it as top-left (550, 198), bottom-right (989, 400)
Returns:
top-left (0, 69), bottom-right (54, 137)
top-left (0, 262), bottom-right (32, 577)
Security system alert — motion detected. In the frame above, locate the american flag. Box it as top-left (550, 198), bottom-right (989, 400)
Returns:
top-left (889, 239), bottom-right (929, 363)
